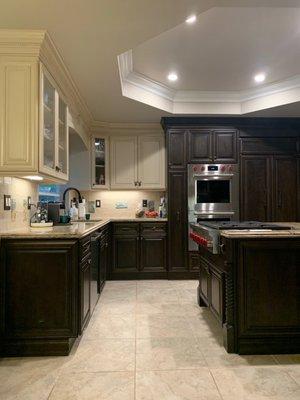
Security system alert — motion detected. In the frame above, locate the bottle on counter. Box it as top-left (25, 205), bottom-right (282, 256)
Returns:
top-left (78, 197), bottom-right (86, 219)
top-left (69, 202), bottom-right (78, 221)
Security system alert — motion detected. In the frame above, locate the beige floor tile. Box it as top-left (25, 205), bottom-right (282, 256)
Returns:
top-left (136, 337), bottom-right (206, 371)
top-left (211, 366), bottom-right (300, 400)
top-left (62, 338), bottom-right (135, 372)
top-left (48, 371), bottom-right (134, 400)
top-left (170, 280), bottom-right (199, 290)
top-left (84, 314), bottom-right (136, 339)
top-left (136, 288), bottom-right (179, 303)
top-left (137, 280), bottom-right (176, 289)
top-left (100, 289), bottom-right (136, 303)
top-left (136, 314), bottom-right (194, 338)
top-left (283, 365), bottom-right (300, 385)
top-left (0, 356), bottom-right (66, 400)
top-left (177, 289), bottom-right (198, 304)
top-left (94, 301), bottom-right (136, 316)
top-left (136, 302), bottom-right (202, 316)
top-left (204, 352), bottom-right (277, 368)
top-left (136, 369), bottom-right (222, 400)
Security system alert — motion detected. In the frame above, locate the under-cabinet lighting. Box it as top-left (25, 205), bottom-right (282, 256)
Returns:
top-left (23, 175), bottom-right (44, 181)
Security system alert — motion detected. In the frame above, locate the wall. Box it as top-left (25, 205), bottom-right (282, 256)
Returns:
top-left (81, 190), bottom-right (165, 219)
top-left (0, 177), bottom-right (38, 230)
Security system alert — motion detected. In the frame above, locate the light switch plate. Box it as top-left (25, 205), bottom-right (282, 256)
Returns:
top-left (4, 195), bottom-right (11, 210)
top-left (96, 200), bottom-right (101, 208)
top-left (142, 199), bottom-right (148, 207)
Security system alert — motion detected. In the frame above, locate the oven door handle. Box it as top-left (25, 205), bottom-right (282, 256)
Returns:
top-left (193, 174), bottom-right (234, 179)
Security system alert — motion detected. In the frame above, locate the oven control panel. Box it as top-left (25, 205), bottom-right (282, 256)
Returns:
top-left (192, 164), bottom-right (236, 174)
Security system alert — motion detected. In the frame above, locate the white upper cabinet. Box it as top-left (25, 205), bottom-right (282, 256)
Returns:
top-left (110, 136), bottom-right (138, 189)
top-left (91, 136), bottom-right (109, 189)
top-left (109, 134), bottom-right (165, 190)
top-left (39, 67), bottom-right (69, 181)
top-left (138, 135), bottom-right (165, 189)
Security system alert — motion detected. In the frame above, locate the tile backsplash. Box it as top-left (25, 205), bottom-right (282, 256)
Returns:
top-left (81, 190), bottom-right (166, 219)
top-left (0, 177), bottom-right (38, 230)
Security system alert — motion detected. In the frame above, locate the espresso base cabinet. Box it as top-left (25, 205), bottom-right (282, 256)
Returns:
top-left (0, 240), bottom-right (78, 356)
top-left (109, 222), bottom-right (167, 279)
top-left (197, 236), bottom-right (300, 355)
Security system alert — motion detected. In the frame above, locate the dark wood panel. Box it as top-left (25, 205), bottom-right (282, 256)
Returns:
top-left (240, 137), bottom-right (299, 155)
top-left (112, 236), bottom-right (139, 273)
top-left (2, 240), bottom-right (78, 339)
top-left (167, 129), bottom-right (187, 168)
top-left (240, 156), bottom-right (272, 221)
top-left (213, 130), bottom-right (237, 163)
top-left (168, 170), bottom-right (188, 271)
top-left (273, 156), bottom-right (298, 221)
top-left (210, 269), bottom-right (224, 323)
top-left (113, 223), bottom-right (139, 236)
top-left (79, 259), bottom-right (91, 333)
top-left (238, 240), bottom-right (300, 336)
top-left (198, 257), bottom-right (210, 306)
top-left (140, 236), bottom-right (167, 272)
top-left (140, 222), bottom-right (166, 236)
top-left (188, 129), bottom-right (212, 163)
top-left (189, 251), bottom-right (199, 271)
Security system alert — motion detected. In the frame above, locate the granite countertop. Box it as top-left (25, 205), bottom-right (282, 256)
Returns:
top-left (0, 217), bottom-right (168, 239)
top-left (220, 222), bottom-right (300, 238)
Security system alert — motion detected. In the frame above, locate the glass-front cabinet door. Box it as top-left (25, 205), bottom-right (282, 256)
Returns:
top-left (42, 73), bottom-right (56, 173)
top-left (92, 137), bottom-right (109, 189)
top-left (57, 97), bottom-right (68, 177)
top-left (40, 66), bottom-right (69, 181)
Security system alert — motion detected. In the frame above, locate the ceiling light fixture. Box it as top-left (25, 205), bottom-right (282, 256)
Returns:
top-left (254, 73), bottom-right (266, 83)
top-left (186, 15), bottom-right (197, 24)
top-left (167, 73), bottom-right (178, 82)
top-left (23, 175), bottom-right (44, 181)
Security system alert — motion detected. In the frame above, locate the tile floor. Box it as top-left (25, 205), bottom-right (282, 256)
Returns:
top-left (0, 280), bottom-right (299, 400)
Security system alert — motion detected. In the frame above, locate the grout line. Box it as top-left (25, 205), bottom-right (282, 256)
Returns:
top-left (208, 368), bottom-right (225, 400)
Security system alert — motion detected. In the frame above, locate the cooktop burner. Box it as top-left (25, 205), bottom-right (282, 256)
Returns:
top-left (197, 221), bottom-right (291, 230)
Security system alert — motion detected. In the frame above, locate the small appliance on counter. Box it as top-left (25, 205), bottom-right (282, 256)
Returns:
top-left (30, 203), bottom-right (53, 228)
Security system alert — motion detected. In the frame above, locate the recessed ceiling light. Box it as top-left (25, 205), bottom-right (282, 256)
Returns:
top-left (23, 175), bottom-right (44, 181)
top-left (254, 73), bottom-right (266, 83)
top-left (167, 73), bottom-right (178, 82)
top-left (186, 15), bottom-right (197, 24)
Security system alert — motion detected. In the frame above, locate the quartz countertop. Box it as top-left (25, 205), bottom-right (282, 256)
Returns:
top-left (0, 217), bottom-right (168, 239)
top-left (220, 222), bottom-right (300, 238)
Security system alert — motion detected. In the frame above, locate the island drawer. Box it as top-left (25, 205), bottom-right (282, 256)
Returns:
top-left (113, 223), bottom-right (139, 236)
top-left (140, 223), bottom-right (167, 236)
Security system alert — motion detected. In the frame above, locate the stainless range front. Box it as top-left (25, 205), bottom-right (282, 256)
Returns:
top-left (188, 163), bottom-right (239, 250)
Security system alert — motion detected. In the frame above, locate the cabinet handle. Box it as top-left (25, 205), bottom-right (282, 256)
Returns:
top-left (176, 211), bottom-right (180, 222)
top-left (106, 242), bottom-right (108, 247)
top-left (55, 166), bottom-right (61, 172)
top-left (219, 243), bottom-right (226, 254)
top-left (138, 181), bottom-right (142, 186)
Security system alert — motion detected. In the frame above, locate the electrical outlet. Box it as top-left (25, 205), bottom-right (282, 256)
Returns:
top-left (27, 196), bottom-right (32, 210)
top-left (4, 195), bottom-right (11, 210)
top-left (96, 199), bottom-right (101, 208)
top-left (142, 199), bottom-right (148, 207)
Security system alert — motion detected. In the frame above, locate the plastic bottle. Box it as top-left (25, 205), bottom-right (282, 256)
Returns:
top-left (78, 198), bottom-right (86, 219)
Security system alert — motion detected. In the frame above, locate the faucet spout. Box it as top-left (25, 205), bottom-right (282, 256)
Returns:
top-left (62, 187), bottom-right (82, 209)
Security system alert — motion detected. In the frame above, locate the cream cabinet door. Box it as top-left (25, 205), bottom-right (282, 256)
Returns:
top-left (0, 58), bottom-right (38, 173)
top-left (138, 135), bottom-right (165, 189)
top-left (110, 136), bottom-right (138, 189)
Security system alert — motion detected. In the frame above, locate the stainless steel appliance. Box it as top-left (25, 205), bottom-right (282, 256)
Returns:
top-left (190, 221), bottom-right (291, 254)
top-left (188, 163), bottom-right (239, 250)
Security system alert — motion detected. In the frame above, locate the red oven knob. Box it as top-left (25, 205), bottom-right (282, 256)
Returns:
top-left (228, 165), bottom-right (233, 172)
top-left (193, 166), bottom-right (198, 172)
top-left (220, 165), bottom-right (226, 172)
top-left (201, 165), bottom-right (205, 172)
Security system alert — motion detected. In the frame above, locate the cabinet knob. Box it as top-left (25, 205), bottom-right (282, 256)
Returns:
top-left (138, 181), bottom-right (142, 186)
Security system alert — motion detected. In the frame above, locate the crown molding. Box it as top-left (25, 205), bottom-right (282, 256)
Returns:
top-left (90, 121), bottom-right (163, 135)
top-left (118, 49), bottom-right (300, 115)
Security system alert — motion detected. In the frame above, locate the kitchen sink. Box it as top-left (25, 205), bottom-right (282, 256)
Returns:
top-left (73, 219), bottom-right (102, 223)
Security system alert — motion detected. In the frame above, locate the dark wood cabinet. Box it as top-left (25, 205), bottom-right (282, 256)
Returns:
top-left (241, 155), bottom-right (299, 222)
top-left (110, 222), bottom-right (167, 279)
top-left (188, 251), bottom-right (199, 271)
top-left (167, 129), bottom-right (187, 168)
top-left (188, 129), bottom-right (212, 163)
top-left (168, 170), bottom-right (188, 274)
top-left (198, 254), bottom-right (224, 324)
top-left (241, 156), bottom-right (271, 221)
top-left (112, 236), bottom-right (139, 273)
top-left (214, 130), bottom-right (237, 163)
top-left (273, 156), bottom-right (298, 221)
top-left (79, 258), bottom-right (91, 333)
top-left (0, 240), bottom-right (78, 356)
top-left (99, 227), bottom-right (109, 292)
top-left (140, 236), bottom-right (167, 272)
top-left (187, 128), bottom-right (237, 163)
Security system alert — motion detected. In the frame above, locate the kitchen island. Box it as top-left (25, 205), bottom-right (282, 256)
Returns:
top-left (192, 223), bottom-right (300, 355)
top-left (0, 218), bottom-right (167, 356)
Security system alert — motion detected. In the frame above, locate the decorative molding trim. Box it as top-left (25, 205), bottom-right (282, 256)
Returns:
top-left (118, 49), bottom-right (300, 115)
top-left (90, 121), bottom-right (163, 135)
